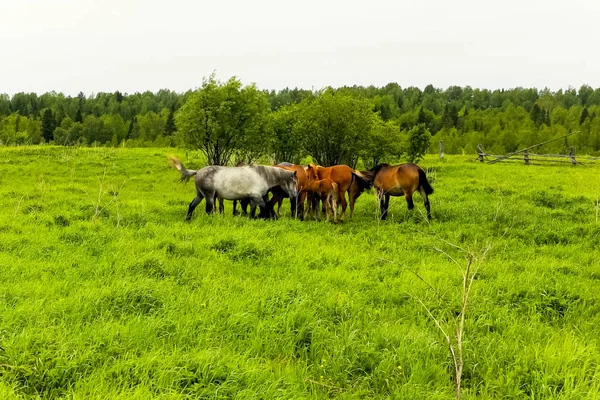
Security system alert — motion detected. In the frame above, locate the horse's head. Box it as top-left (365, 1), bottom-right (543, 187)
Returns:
top-left (305, 163), bottom-right (319, 182)
top-left (280, 170), bottom-right (298, 199)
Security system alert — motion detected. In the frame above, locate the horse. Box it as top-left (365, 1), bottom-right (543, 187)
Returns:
top-left (231, 162), bottom-right (250, 216)
top-left (266, 163), bottom-right (313, 220)
top-left (209, 162), bottom-right (269, 219)
top-left (304, 164), bottom-right (371, 221)
top-left (304, 179), bottom-right (339, 223)
top-left (168, 157), bottom-right (298, 221)
top-left (360, 163), bottom-right (433, 221)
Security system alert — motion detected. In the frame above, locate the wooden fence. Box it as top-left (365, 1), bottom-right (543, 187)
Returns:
top-left (475, 132), bottom-right (598, 165)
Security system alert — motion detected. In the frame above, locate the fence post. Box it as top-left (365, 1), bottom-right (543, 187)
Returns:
top-left (570, 146), bottom-right (576, 164)
top-left (439, 140), bottom-right (444, 159)
top-left (524, 149), bottom-right (529, 165)
top-left (477, 144), bottom-right (484, 162)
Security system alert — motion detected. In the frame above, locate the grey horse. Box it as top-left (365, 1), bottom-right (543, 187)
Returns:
top-left (169, 157), bottom-right (298, 221)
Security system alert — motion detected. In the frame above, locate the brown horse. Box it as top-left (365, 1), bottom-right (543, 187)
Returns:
top-left (361, 163), bottom-right (433, 221)
top-left (267, 163), bottom-right (313, 220)
top-left (304, 179), bottom-right (339, 223)
top-left (305, 164), bottom-right (371, 221)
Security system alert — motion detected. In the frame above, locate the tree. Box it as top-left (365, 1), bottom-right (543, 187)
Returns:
top-left (406, 124), bottom-right (431, 162)
top-left (530, 104), bottom-right (547, 128)
top-left (82, 115), bottom-right (112, 144)
top-left (41, 108), bottom-right (56, 142)
top-left (136, 111), bottom-right (166, 142)
top-left (164, 108), bottom-right (176, 136)
top-left (0, 94), bottom-right (12, 117)
top-left (360, 118), bottom-right (404, 168)
top-left (294, 90), bottom-right (375, 167)
top-left (128, 116), bottom-right (137, 139)
top-left (442, 103), bottom-right (459, 128)
top-left (580, 107), bottom-right (589, 126)
top-left (269, 104), bottom-right (304, 164)
top-left (75, 108), bottom-right (83, 123)
top-left (175, 75), bottom-right (271, 165)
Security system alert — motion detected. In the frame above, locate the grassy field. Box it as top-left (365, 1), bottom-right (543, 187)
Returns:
top-left (0, 146), bottom-right (599, 399)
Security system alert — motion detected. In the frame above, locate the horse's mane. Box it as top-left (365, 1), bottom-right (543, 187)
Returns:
top-left (253, 165), bottom-right (293, 183)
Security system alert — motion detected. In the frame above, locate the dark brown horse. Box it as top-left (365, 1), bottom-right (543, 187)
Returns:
top-left (305, 164), bottom-right (371, 221)
top-left (361, 163), bottom-right (433, 221)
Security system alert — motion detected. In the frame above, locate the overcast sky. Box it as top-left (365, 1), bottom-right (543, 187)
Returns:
top-left (1, 0), bottom-right (599, 96)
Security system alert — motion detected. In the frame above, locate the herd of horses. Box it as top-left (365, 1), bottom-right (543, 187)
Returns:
top-left (168, 157), bottom-right (434, 223)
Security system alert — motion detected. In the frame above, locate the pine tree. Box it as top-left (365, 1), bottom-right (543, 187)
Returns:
top-left (417, 107), bottom-right (427, 125)
top-left (128, 116), bottom-right (138, 139)
top-left (442, 104), bottom-right (459, 128)
top-left (580, 107), bottom-right (589, 125)
top-left (75, 108), bottom-right (83, 123)
top-left (164, 109), bottom-right (176, 136)
top-left (41, 109), bottom-right (56, 142)
top-left (530, 104), bottom-right (545, 128)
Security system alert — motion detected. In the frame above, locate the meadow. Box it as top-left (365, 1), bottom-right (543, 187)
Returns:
top-left (0, 146), bottom-right (599, 399)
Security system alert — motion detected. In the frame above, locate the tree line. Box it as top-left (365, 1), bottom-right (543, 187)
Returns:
top-left (2, 78), bottom-right (600, 165)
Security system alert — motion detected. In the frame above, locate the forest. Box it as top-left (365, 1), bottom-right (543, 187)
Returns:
top-left (2, 78), bottom-right (600, 165)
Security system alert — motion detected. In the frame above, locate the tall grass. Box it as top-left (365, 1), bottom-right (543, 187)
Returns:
top-left (0, 146), bottom-right (599, 398)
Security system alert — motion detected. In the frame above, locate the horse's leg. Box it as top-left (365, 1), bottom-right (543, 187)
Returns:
top-left (186, 192), bottom-right (204, 221)
top-left (324, 195), bottom-right (331, 222)
top-left (348, 183), bottom-right (360, 219)
top-left (241, 199), bottom-right (250, 215)
top-left (268, 193), bottom-right (281, 218)
top-left (250, 195), bottom-right (266, 219)
top-left (261, 194), bottom-right (276, 219)
top-left (404, 191), bottom-right (415, 220)
top-left (332, 193), bottom-right (339, 223)
top-left (385, 194), bottom-right (390, 220)
top-left (204, 191), bottom-right (216, 215)
top-left (216, 195), bottom-right (224, 214)
top-left (339, 190), bottom-right (348, 221)
top-left (377, 190), bottom-right (385, 220)
top-left (287, 196), bottom-right (295, 218)
top-left (378, 190), bottom-right (389, 221)
top-left (419, 187), bottom-right (432, 221)
top-left (297, 192), bottom-right (306, 221)
top-left (304, 193), bottom-right (313, 220)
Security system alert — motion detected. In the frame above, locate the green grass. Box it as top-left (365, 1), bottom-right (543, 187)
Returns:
top-left (0, 146), bottom-right (599, 399)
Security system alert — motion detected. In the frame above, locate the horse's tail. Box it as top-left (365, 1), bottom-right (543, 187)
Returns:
top-left (331, 181), bottom-right (339, 201)
top-left (351, 170), bottom-right (374, 191)
top-left (168, 156), bottom-right (198, 183)
top-left (418, 167), bottom-right (434, 195)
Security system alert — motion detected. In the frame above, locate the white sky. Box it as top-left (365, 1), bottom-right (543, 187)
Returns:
top-left (1, 0), bottom-right (599, 96)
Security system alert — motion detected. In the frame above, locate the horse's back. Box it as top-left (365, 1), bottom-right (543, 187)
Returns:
top-left (276, 164), bottom-right (307, 188)
top-left (373, 163), bottom-right (420, 195)
top-left (396, 164), bottom-right (420, 190)
top-left (197, 166), bottom-right (267, 199)
top-left (317, 165), bottom-right (353, 190)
